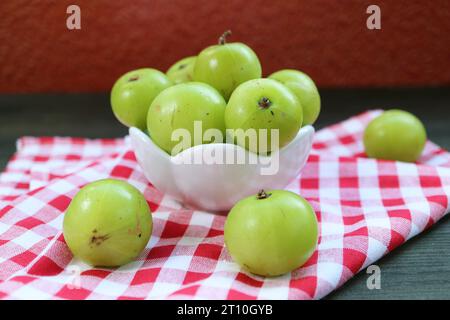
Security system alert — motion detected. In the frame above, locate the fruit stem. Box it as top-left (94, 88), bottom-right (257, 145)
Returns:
top-left (257, 189), bottom-right (272, 200)
top-left (258, 97), bottom-right (272, 109)
top-left (218, 30), bottom-right (232, 45)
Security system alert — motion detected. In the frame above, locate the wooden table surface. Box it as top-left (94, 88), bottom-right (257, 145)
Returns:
top-left (0, 88), bottom-right (449, 299)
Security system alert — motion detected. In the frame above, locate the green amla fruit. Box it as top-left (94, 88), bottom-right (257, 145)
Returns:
top-left (63, 179), bottom-right (153, 267)
top-left (193, 30), bottom-right (262, 100)
top-left (224, 190), bottom-right (318, 277)
top-left (269, 69), bottom-right (321, 126)
top-left (147, 82), bottom-right (226, 155)
top-left (225, 78), bottom-right (303, 154)
top-left (166, 56), bottom-right (197, 84)
top-left (111, 68), bottom-right (172, 130)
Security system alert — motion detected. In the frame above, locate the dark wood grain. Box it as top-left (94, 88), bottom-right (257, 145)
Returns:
top-left (0, 88), bottom-right (449, 299)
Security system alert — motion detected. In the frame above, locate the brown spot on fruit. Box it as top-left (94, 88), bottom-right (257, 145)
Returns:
top-left (90, 233), bottom-right (110, 246)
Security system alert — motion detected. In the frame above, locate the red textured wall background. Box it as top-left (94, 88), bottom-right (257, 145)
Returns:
top-left (0, 0), bottom-right (449, 93)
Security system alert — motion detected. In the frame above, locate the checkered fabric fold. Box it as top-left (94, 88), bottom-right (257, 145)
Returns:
top-left (0, 110), bottom-right (449, 299)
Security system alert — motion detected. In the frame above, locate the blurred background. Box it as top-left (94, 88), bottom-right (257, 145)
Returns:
top-left (1, 0), bottom-right (449, 165)
top-left (1, 0), bottom-right (449, 92)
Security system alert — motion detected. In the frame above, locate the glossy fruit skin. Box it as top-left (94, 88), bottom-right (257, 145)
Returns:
top-left (224, 190), bottom-right (318, 277)
top-left (166, 56), bottom-right (197, 84)
top-left (63, 179), bottom-right (152, 267)
top-left (269, 69), bottom-right (321, 126)
top-left (147, 82), bottom-right (226, 155)
top-left (111, 68), bottom-right (172, 130)
top-left (225, 78), bottom-right (303, 154)
top-left (363, 109), bottom-right (427, 162)
top-left (193, 42), bottom-right (262, 100)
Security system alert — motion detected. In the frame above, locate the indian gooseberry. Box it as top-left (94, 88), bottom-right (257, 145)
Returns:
top-left (111, 68), bottom-right (172, 130)
top-left (193, 30), bottom-right (262, 100)
top-left (166, 56), bottom-right (197, 84)
top-left (269, 69), bottom-right (321, 126)
top-left (225, 78), bottom-right (303, 154)
top-left (147, 82), bottom-right (227, 155)
top-left (224, 189), bottom-right (318, 277)
top-left (363, 109), bottom-right (427, 162)
top-left (63, 179), bottom-right (153, 267)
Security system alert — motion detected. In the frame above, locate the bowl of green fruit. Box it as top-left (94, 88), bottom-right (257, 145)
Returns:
top-left (111, 31), bottom-right (321, 212)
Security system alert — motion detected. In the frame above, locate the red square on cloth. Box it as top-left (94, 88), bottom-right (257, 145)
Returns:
top-left (110, 165), bottom-right (133, 179)
top-left (48, 195), bottom-right (71, 211)
top-left (56, 286), bottom-right (92, 300)
top-left (131, 268), bottom-right (161, 285)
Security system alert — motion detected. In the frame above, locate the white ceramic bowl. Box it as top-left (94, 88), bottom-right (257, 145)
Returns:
top-left (129, 126), bottom-right (314, 212)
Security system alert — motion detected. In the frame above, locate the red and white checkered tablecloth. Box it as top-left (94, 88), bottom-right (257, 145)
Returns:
top-left (0, 110), bottom-right (449, 300)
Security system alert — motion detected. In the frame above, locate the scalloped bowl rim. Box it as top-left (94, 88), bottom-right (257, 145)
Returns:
top-left (129, 125), bottom-right (315, 161)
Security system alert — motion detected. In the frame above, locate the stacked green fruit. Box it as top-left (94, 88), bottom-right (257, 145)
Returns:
top-left (110, 30), bottom-right (321, 156)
